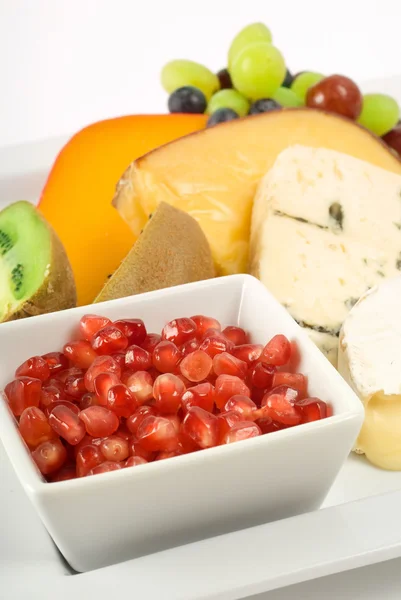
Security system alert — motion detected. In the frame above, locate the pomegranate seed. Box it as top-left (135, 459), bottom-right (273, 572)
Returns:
top-left (182, 407), bottom-right (218, 449)
top-left (214, 374), bottom-right (251, 410)
top-left (45, 378), bottom-right (65, 394)
top-left (176, 373), bottom-right (192, 387)
top-left (155, 450), bottom-right (182, 460)
top-left (261, 393), bottom-right (302, 426)
top-left (113, 319), bottom-right (147, 345)
top-left (220, 421), bottom-right (261, 444)
top-left (63, 340), bottom-right (98, 369)
top-left (165, 414), bottom-right (181, 432)
top-left (111, 353), bottom-right (126, 371)
top-left (100, 435), bottom-right (129, 462)
top-left (153, 373), bottom-right (185, 414)
top-left (76, 444), bottom-right (104, 477)
top-left (45, 400), bottom-right (80, 418)
top-left (79, 392), bottom-right (100, 410)
top-left (5, 377), bottom-right (41, 416)
top-left (80, 406), bottom-right (119, 437)
top-left (88, 461), bottom-right (123, 476)
top-left (327, 404), bottom-right (334, 417)
top-left (40, 385), bottom-right (63, 410)
top-left (126, 405), bottom-right (157, 436)
top-left (162, 317), bottom-right (197, 345)
top-left (42, 352), bottom-right (69, 375)
top-left (216, 410), bottom-right (242, 442)
top-left (212, 352), bottom-right (247, 379)
top-left (190, 315), bottom-right (221, 339)
top-left (91, 325), bottom-right (129, 355)
top-left (84, 355), bottom-right (121, 392)
top-left (31, 439), bottom-right (67, 475)
top-left (251, 387), bottom-right (269, 407)
top-left (262, 385), bottom-right (299, 404)
top-left (136, 415), bottom-right (179, 452)
top-left (114, 421), bottom-right (132, 441)
top-left (49, 464), bottom-right (77, 482)
top-left (180, 350), bottom-right (212, 382)
top-left (231, 344), bottom-right (263, 365)
top-left (48, 405), bottom-right (86, 445)
top-left (249, 362), bottom-right (276, 389)
top-left (255, 416), bottom-right (283, 434)
top-left (125, 345), bottom-right (152, 371)
top-left (181, 382), bottom-right (215, 413)
top-left (129, 438), bottom-right (156, 462)
top-left (296, 397), bottom-right (327, 422)
top-left (79, 314), bottom-right (112, 341)
top-left (141, 333), bottom-right (162, 353)
top-left (74, 434), bottom-right (95, 458)
top-left (64, 374), bottom-right (87, 399)
top-left (224, 395), bottom-right (257, 420)
top-left (19, 407), bottom-right (55, 448)
top-left (261, 334), bottom-right (291, 366)
top-left (222, 326), bottom-right (248, 346)
top-left (94, 372), bottom-right (120, 404)
top-left (107, 384), bottom-right (137, 418)
top-left (272, 372), bottom-right (307, 398)
top-left (199, 332), bottom-right (234, 358)
top-left (124, 371), bottom-right (153, 405)
top-left (180, 338), bottom-right (200, 357)
top-left (125, 456), bottom-right (148, 467)
top-left (178, 429), bottom-right (199, 454)
top-left (152, 341), bottom-right (181, 373)
top-left (15, 356), bottom-right (50, 382)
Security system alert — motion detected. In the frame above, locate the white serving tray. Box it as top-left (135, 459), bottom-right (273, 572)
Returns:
top-left (2, 75), bottom-right (401, 599)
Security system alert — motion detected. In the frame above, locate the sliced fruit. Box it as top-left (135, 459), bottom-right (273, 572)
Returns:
top-left (95, 202), bottom-right (215, 302)
top-left (0, 201), bottom-right (76, 322)
top-left (113, 109), bottom-right (401, 276)
top-left (38, 114), bottom-right (208, 306)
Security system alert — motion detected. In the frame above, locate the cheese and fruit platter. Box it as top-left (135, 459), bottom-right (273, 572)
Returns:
top-left (1, 20), bottom-right (401, 599)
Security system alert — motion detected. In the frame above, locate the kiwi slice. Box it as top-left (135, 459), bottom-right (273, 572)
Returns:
top-left (0, 201), bottom-right (76, 322)
top-left (95, 202), bottom-right (215, 302)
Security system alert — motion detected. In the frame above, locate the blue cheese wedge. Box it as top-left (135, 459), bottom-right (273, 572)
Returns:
top-left (249, 145), bottom-right (401, 366)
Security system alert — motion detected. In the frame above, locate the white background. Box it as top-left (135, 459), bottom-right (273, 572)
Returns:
top-left (1, 0), bottom-right (401, 598)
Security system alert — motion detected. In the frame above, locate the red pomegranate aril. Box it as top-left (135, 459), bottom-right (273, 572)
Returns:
top-left (31, 439), bottom-right (67, 475)
top-left (15, 356), bottom-right (50, 382)
top-left (84, 355), bottom-right (121, 392)
top-left (272, 372), bottom-right (307, 398)
top-left (162, 317), bottom-right (197, 346)
top-left (220, 421), bottom-right (261, 444)
top-left (296, 397), bottom-right (328, 422)
top-left (100, 435), bottom-right (129, 462)
top-left (249, 362), bottom-right (276, 389)
top-left (54, 367), bottom-right (83, 384)
top-left (63, 340), bottom-right (98, 369)
top-left (45, 378), bottom-right (65, 394)
top-left (49, 464), bottom-right (77, 482)
top-left (261, 335), bottom-right (291, 366)
top-left (213, 352), bottom-right (247, 379)
top-left (48, 405), bottom-right (86, 445)
top-left (45, 400), bottom-right (80, 418)
top-left (5, 377), bottom-right (41, 416)
top-left (152, 341), bottom-right (181, 373)
top-left (222, 326), bottom-right (248, 346)
top-left (76, 444), bottom-right (104, 477)
top-left (262, 385), bottom-right (299, 404)
top-left (42, 352), bottom-right (69, 375)
top-left (261, 393), bottom-right (302, 426)
top-left (181, 382), bottom-right (215, 413)
top-left (130, 439), bottom-right (157, 461)
top-left (80, 314), bottom-right (112, 341)
top-left (79, 392), bottom-right (101, 410)
top-left (74, 434), bottom-right (95, 458)
top-left (136, 415), bottom-right (179, 452)
top-left (64, 374), bottom-right (87, 399)
top-left (111, 353), bottom-right (126, 371)
top-left (124, 370), bottom-right (153, 405)
top-left (182, 406), bottom-right (218, 449)
top-left (92, 325), bottom-right (129, 355)
top-left (214, 374), bottom-right (251, 410)
top-left (126, 405), bottom-right (157, 435)
top-left (232, 344), bottom-right (263, 365)
top-left (80, 406), bottom-right (120, 437)
top-left (199, 332), bottom-right (234, 358)
top-left (19, 407), bottom-right (55, 448)
top-left (156, 449), bottom-right (182, 460)
top-left (94, 372), bottom-right (120, 404)
top-left (180, 337), bottom-right (200, 357)
top-left (177, 429), bottom-right (199, 454)
top-left (216, 410), bottom-right (242, 441)
top-left (125, 345), bottom-right (152, 371)
top-left (88, 461), bottom-right (123, 476)
top-left (141, 333), bottom-right (162, 353)
top-left (180, 350), bottom-right (212, 382)
top-left (153, 373), bottom-right (185, 414)
top-left (191, 315), bottom-right (221, 339)
top-left (125, 456), bottom-right (148, 467)
top-left (107, 384), bottom-right (137, 418)
top-left (224, 395), bottom-right (258, 420)
top-left (40, 385), bottom-right (63, 410)
top-left (113, 318), bottom-right (147, 345)
top-left (255, 416), bottom-right (283, 434)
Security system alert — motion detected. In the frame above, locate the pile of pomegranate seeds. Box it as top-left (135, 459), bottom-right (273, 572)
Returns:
top-left (3, 314), bottom-right (331, 482)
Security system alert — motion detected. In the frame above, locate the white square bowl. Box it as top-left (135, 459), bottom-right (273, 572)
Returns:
top-left (0, 274), bottom-right (364, 573)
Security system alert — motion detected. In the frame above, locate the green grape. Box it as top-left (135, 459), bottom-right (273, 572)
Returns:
top-left (161, 60), bottom-right (219, 100)
top-left (291, 72), bottom-right (325, 103)
top-left (207, 89), bottom-right (250, 117)
top-left (230, 42), bottom-right (286, 101)
top-left (357, 93), bottom-right (400, 137)
top-left (228, 22), bottom-right (273, 68)
top-left (273, 87), bottom-right (302, 108)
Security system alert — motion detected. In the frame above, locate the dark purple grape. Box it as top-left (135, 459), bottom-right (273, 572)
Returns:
top-left (168, 86), bottom-right (207, 114)
top-left (216, 68), bottom-right (233, 90)
top-left (207, 108), bottom-right (239, 127)
top-left (249, 99), bottom-right (281, 114)
top-left (282, 69), bottom-right (294, 88)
